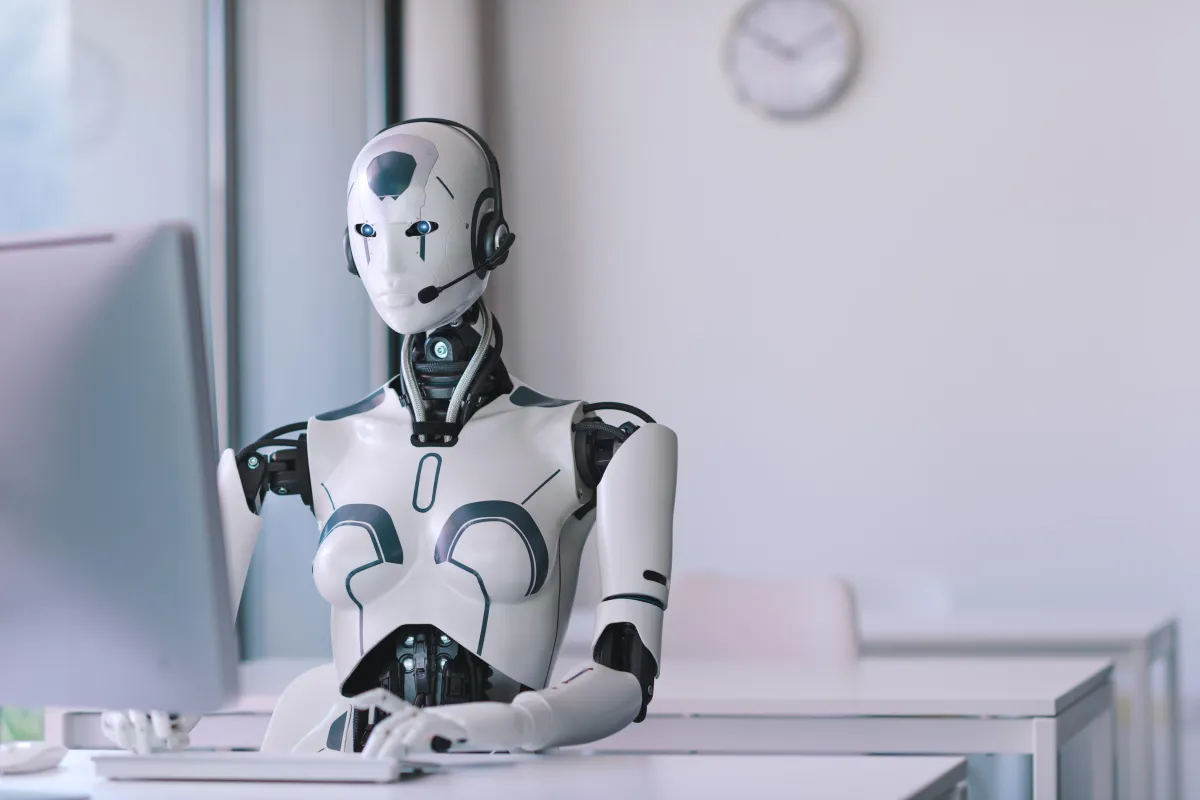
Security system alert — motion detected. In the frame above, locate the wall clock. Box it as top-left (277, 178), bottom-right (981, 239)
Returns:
top-left (724, 0), bottom-right (861, 120)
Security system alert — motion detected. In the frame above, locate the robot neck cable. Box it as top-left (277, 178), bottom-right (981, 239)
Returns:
top-left (398, 299), bottom-right (510, 446)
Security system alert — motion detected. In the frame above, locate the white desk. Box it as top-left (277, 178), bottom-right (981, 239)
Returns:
top-left (0, 750), bottom-right (968, 800)
top-left (567, 656), bottom-right (1116, 800)
top-left (46, 654), bottom-right (1115, 799)
top-left (860, 612), bottom-right (1181, 800)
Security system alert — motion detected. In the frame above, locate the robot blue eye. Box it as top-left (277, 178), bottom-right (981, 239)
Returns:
top-left (406, 220), bottom-right (439, 237)
top-left (356, 223), bottom-right (376, 237)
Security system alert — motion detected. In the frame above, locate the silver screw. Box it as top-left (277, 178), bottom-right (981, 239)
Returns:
top-left (278, 487), bottom-right (288, 494)
top-left (401, 656), bottom-right (415, 673)
top-left (432, 341), bottom-right (451, 359)
top-left (437, 655), bottom-right (450, 670)
top-left (648, 685), bottom-right (653, 696)
top-left (438, 635), bottom-right (451, 646)
top-left (404, 636), bottom-right (415, 648)
top-left (247, 456), bottom-right (260, 469)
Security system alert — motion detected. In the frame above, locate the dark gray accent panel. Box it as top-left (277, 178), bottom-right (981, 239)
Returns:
top-left (509, 386), bottom-right (572, 407)
top-left (643, 570), bottom-right (668, 586)
top-left (315, 387), bottom-right (385, 421)
top-left (412, 453), bottom-right (442, 513)
top-left (521, 469), bottom-right (560, 505)
top-left (367, 151), bottom-right (417, 199)
top-left (434, 501), bottom-right (549, 596)
top-left (326, 712), bottom-right (347, 750)
top-left (319, 504), bottom-right (404, 565)
top-left (450, 558), bottom-right (490, 652)
top-left (603, 593), bottom-right (665, 610)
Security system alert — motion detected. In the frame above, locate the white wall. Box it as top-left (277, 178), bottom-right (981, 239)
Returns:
top-left (487, 0), bottom-right (1200, 688)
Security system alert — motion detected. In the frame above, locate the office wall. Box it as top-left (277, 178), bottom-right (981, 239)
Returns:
top-left (485, 1), bottom-right (1200, 688)
top-left (236, 0), bottom-right (376, 658)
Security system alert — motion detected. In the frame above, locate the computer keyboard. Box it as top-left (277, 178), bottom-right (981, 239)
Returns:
top-left (91, 751), bottom-right (432, 783)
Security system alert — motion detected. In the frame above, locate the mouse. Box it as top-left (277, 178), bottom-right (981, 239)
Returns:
top-left (0, 741), bottom-right (68, 774)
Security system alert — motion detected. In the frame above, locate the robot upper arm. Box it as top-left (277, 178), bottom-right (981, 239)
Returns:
top-left (570, 401), bottom-right (668, 721)
top-left (235, 421), bottom-right (314, 514)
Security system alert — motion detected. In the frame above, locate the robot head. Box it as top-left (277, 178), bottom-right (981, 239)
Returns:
top-left (344, 119), bottom-right (513, 334)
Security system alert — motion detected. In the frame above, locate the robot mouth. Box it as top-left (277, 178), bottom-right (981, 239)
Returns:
top-left (377, 291), bottom-right (416, 308)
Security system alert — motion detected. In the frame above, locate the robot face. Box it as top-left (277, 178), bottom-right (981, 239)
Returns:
top-left (346, 125), bottom-right (492, 334)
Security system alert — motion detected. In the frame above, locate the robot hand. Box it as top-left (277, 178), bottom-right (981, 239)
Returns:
top-left (349, 689), bottom-right (469, 759)
top-left (100, 710), bottom-right (200, 754)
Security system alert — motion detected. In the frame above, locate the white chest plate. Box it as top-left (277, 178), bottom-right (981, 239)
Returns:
top-left (307, 384), bottom-right (589, 691)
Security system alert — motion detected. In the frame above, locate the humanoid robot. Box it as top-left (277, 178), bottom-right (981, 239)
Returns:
top-left (102, 118), bottom-right (678, 759)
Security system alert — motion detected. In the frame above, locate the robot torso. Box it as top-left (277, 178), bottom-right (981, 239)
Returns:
top-left (307, 382), bottom-right (591, 695)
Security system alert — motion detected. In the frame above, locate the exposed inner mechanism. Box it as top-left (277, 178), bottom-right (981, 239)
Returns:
top-left (396, 300), bottom-right (514, 447)
top-left (341, 624), bottom-right (519, 753)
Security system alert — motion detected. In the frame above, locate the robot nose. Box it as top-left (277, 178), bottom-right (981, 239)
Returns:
top-left (379, 224), bottom-right (416, 275)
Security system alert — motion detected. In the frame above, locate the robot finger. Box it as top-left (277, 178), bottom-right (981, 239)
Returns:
top-left (360, 712), bottom-right (412, 760)
top-left (405, 716), bottom-right (465, 753)
top-left (101, 712), bottom-right (131, 750)
top-left (347, 688), bottom-right (413, 716)
top-left (128, 711), bottom-right (153, 755)
top-left (149, 711), bottom-right (174, 741)
top-left (399, 722), bottom-right (433, 753)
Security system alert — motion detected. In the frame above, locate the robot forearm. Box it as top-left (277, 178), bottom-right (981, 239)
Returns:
top-left (420, 663), bottom-right (642, 752)
top-left (510, 662), bottom-right (643, 749)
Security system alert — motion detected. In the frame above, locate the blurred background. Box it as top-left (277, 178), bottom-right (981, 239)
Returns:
top-left (1, 0), bottom-right (1197, 786)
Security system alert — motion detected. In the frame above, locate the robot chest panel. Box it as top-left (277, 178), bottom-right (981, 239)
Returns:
top-left (310, 416), bottom-right (578, 612)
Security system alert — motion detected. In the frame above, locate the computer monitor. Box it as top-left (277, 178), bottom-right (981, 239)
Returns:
top-left (0, 222), bottom-right (239, 715)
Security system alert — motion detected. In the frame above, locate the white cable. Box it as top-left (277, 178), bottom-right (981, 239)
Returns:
top-left (447, 301), bottom-right (493, 424)
top-left (400, 333), bottom-right (426, 423)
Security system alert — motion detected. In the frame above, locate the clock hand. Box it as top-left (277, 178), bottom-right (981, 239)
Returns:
top-left (742, 24), bottom-right (794, 61)
top-left (784, 21), bottom-right (841, 60)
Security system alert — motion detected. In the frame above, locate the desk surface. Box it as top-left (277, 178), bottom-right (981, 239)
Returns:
top-left (639, 656), bottom-right (1112, 717)
top-left (860, 612), bottom-right (1176, 649)
top-left (0, 751), bottom-right (967, 800)
top-left (238, 655), bottom-right (1111, 718)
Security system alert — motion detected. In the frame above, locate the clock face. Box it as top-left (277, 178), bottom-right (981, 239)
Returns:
top-left (725, 0), bottom-right (859, 120)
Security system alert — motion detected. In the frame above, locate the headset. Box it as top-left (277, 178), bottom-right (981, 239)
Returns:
top-left (343, 118), bottom-right (516, 305)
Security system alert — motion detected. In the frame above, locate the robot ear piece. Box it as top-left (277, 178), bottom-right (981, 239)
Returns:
top-left (475, 210), bottom-right (498, 265)
top-left (473, 214), bottom-right (514, 277)
top-left (488, 224), bottom-right (514, 271)
top-left (343, 227), bottom-right (358, 276)
top-left (493, 223), bottom-right (511, 254)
